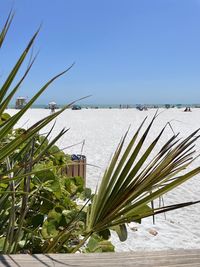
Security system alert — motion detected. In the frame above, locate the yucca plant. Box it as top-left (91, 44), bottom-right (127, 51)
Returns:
top-left (1, 11), bottom-right (200, 254)
top-left (73, 113), bottom-right (200, 251)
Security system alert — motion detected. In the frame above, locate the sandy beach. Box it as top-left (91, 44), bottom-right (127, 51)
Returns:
top-left (6, 108), bottom-right (200, 252)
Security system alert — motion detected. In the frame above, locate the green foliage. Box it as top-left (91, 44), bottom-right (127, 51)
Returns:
top-left (85, 234), bottom-right (114, 253)
top-left (84, 114), bottom-right (200, 251)
top-left (0, 11), bottom-right (200, 255)
top-left (111, 225), bottom-right (127, 242)
top-left (0, 126), bottom-right (92, 254)
top-left (0, 11), bottom-right (95, 254)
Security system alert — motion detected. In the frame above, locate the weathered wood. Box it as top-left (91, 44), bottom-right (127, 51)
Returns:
top-left (62, 155), bottom-right (86, 186)
top-left (0, 250), bottom-right (200, 267)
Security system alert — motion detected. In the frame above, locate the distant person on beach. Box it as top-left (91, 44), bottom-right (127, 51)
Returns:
top-left (184, 107), bottom-right (192, 112)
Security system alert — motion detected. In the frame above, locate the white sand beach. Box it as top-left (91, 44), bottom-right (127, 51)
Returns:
top-left (6, 108), bottom-right (200, 252)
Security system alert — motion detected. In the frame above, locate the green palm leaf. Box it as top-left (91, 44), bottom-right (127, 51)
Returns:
top-left (0, 10), bottom-right (14, 48)
top-left (86, 117), bottom-right (200, 240)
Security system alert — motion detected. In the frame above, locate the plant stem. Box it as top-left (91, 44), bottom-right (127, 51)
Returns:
top-left (71, 232), bottom-right (92, 253)
top-left (3, 157), bottom-right (15, 254)
top-left (12, 138), bottom-right (35, 253)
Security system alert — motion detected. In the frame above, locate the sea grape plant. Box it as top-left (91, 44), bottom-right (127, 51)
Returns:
top-left (0, 11), bottom-right (200, 254)
top-left (0, 11), bottom-right (112, 254)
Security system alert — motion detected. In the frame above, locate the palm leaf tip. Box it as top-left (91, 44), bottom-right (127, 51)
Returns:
top-left (87, 116), bottom-right (200, 240)
top-left (0, 10), bottom-right (14, 48)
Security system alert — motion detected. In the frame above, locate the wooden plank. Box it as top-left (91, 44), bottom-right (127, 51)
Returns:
top-left (0, 250), bottom-right (200, 267)
top-left (40, 249), bottom-right (200, 260)
top-left (63, 155), bottom-right (86, 186)
top-left (73, 161), bottom-right (79, 177)
top-left (65, 165), bottom-right (73, 177)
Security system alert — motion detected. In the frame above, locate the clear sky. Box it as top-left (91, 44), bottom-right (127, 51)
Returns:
top-left (1, 0), bottom-right (200, 105)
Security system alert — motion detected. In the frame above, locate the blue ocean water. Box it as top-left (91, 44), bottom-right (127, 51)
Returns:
top-left (7, 103), bottom-right (200, 109)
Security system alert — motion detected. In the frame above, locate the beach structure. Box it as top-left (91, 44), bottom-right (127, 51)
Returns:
top-left (48, 101), bottom-right (57, 113)
top-left (15, 96), bottom-right (27, 109)
top-left (62, 154), bottom-right (86, 186)
top-left (48, 101), bottom-right (57, 109)
top-left (1, 249), bottom-right (200, 266)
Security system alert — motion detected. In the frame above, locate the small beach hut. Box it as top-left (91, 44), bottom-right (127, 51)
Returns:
top-left (48, 101), bottom-right (57, 109)
top-left (48, 101), bottom-right (57, 113)
top-left (15, 96), bottom-right (27, 109)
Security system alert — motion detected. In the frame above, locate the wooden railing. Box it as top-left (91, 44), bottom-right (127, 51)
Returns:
top-left (0, 249), bottom-right (200, 266)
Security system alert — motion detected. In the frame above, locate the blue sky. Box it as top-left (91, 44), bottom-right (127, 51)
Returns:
top-left (1, 0), bottom-right (200, 105)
